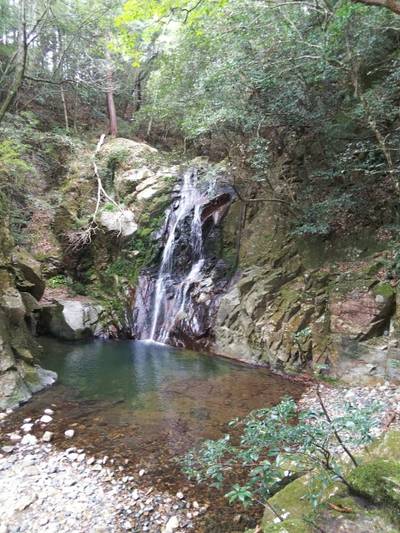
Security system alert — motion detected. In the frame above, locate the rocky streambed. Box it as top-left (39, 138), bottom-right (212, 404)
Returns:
top-left (1, 380), bottom-right (400, 533)
top-left (0, 407), bottom-right (206, 533)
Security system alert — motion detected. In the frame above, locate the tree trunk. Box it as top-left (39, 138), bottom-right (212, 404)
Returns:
top-left (105, 49), bottom-right (117, 137)
top-left (0, 0), bottom-right (28, 124)
top-left (61, 85), bottom-right (69, 131)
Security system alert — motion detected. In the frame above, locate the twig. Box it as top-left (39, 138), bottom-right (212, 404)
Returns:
top-left (315, 385), bottom-right (358, 467)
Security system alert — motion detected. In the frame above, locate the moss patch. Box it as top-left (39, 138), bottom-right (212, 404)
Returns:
top-left (262, 517), bottom-right (311, 533)
top-left (348, 459), bottom-right (400, 509)
top-left (373, 282), bottom-right (396, 299)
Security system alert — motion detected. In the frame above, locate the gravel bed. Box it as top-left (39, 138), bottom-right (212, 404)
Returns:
top-left (298, 381), bottom-right (400, 442)
top-left (0, 409), bottom-right (207, 533)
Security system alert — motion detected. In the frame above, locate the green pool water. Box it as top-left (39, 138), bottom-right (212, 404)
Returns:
top-left (36, 337), bottom-right (305, 452)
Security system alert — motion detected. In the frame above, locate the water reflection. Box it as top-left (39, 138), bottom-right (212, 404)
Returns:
top-left (38, 337), bottom-right (304, 454)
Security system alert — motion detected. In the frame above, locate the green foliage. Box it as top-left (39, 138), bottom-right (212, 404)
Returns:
top-left (118, 0), bottom-right (400, 237)
top-left (182, 395), bottom-right (382, 510)
top-left (47, 275), bottom-right (69, 288)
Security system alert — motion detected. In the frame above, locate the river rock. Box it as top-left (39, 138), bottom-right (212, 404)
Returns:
top-left (40, 414), bottom-right (53, 424)
top-left (12, 247), bottom-right (45, 301)
top-left (64, 429), bottom-right (75, 439)
top-left (39, 300), bottom-right (103, 341)
top-left (163, 516), bottom-right (179, 532)
top-left (21, 434), bottom-right (38, 446)
top-left (99, 209), bottom-right (138, 237)
top-left (42, 431), bottom-right (53, 442)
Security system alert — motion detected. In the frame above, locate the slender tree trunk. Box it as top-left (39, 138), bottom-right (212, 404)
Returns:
top-left (0, 0), bottom-right (28, 124)
top-left (105, 48), bottom-right (117, 137)
top-left (61, 85), bottom-right (69, 131)
top-left (73, 83), bottom-right (79, 133)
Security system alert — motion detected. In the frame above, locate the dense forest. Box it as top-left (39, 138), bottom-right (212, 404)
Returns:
top-left (2, 0), bottom-right (400, 239)
top-left (1, 1), bottom-right (400, 532)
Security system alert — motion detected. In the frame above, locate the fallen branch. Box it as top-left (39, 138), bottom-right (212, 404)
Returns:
top-left (64, 134), bottom-right (125, 251)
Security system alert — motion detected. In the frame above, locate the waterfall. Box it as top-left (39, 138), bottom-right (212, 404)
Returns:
top-left (148, 169), bottom-right (207, 343)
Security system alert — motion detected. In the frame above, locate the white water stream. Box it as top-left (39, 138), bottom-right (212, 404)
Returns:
top-left (148, 170), bottom-right (207, 342)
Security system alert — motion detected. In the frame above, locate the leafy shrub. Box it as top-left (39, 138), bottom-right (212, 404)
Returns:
top-left (182, 393), bottom-right (381, 512)
top-left (47, 275), bottom-right (69, 288)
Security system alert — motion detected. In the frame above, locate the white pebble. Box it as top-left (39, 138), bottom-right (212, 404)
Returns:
top-left (40, 415), bottom-right (53, 424)
top-left (42, 431), bottom-right (53, 442)
top-left (21, 434), bottom-right (38, 446)
top-left (9, 432), bottom-right (21, 442)
top-left (164, 516), bottom-right (179, 532)
top-left (64, 429), bottom-right (75, 439)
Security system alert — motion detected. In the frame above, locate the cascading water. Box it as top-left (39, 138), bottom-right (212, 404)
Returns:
top-left (148, 169), bottom-right (207, 343)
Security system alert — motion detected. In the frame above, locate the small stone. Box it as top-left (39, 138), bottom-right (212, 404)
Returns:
top-left (42, 431), bottom-right (53, 442)
top-left (132, 489), bottom-right (140, 500)
top-left (40, 414), bottom-right (53, 424)
top-left (64, 429), bottom-right (75, 439)
top-left (176, 491), bottom-right (184, 500)
top-left (21, 434), bottom-right (38, 446)
top-left (21, 422), bottom-right (34, 433)
top-left (1, 445), bottom-right (15, 454)
top-left (9, 432), bottom-right (21, 442)
top-left (87, 457), bottom-right (96, 465)
top-left (139, 469), bottom-right (146, 477)
top-left (122, 520), bottom-right (133, 530)
top-left (66, 447), bottom-right (77, 453)
top-left (44, 408), bottom-right (54, 415)
top-left (23, 417), bottom-right (32, 423)
top-left (164, 516), bottom-right (179, 532)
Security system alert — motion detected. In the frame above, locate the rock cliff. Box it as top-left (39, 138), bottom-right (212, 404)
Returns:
top-left (213, 202), bottom-right (400, 385)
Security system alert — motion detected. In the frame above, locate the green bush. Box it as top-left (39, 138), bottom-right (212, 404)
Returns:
top-left (47, 275), bottom-right (69, 288)
top-left (182, 395), bottom-right (382, 511)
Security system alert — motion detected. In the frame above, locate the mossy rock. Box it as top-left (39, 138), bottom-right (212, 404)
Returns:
top-left (261, 474), bottom-right (341, 530)
top-left (372, 282), bottom-right (396, 300)
top-left (262, 517), bottom-right (311, 533)
top-left (348, 459), bottom-right (400, 509)
top-left (366, 430), bottom-right (400, 462)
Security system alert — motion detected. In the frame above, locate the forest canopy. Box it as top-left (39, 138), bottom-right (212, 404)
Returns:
top-left (1, 0), bottom-right (400, 236)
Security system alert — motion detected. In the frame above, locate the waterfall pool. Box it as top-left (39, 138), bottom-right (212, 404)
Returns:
top-left (7, 338), bottom-right (306, 530)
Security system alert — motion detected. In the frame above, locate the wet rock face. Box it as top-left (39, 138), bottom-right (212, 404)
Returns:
top-left (133, 163), bottom-right (234, 349)
top-left (213, 230), bottom-right (400, 385)
top-left (0, 219), bottom-right (57, 409)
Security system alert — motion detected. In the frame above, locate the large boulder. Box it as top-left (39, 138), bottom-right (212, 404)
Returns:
top-left (12, 247), bottom-right (45, 300)
top-left (99, 208), bottom-right (138, 237)
top-left (0, 286), bottom-right (57, 409)
top-left (39, 299), bottom-right (103, 340)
